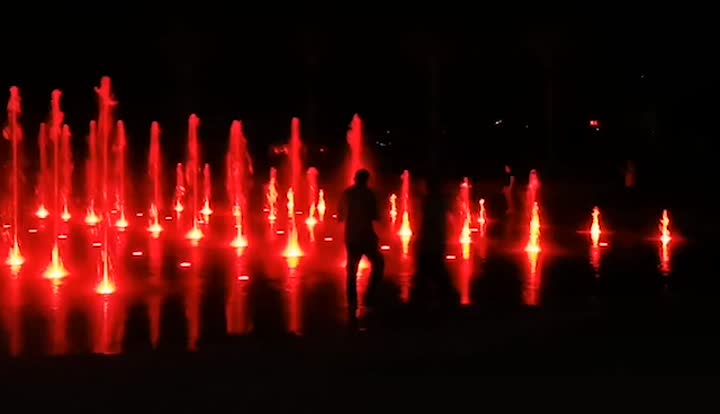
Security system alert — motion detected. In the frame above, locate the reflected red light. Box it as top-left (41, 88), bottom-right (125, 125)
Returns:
top-left (58, 234), bottom-right (68, 240)
top-left (179, 261), bottom-right (191, 268)
top-left (2, 224), bottom-right (11, 229)
top-left (599, 242), bottom-right (608, 247)
top-left (92, 242), bottom-right (102, 248)
top-left (380, 245), bottom-right (390, 251)
top-left (136, 212), bottom-right (144, 217)
top-left (470, 227), bottom-right (478, 233)
top-left (331, 214), bottom-right (337, 219)
top-left (28, 228), bottom-right (38, 234)
top-left (446, 254), bottom-right (457, 260)
top-left (324, 237), bottom-right (333, 242)
top-left (164, 215), bottom-right (173, 221)
top-left (238, 275), bottom-right (250, 281)
top-left (276, 230), bottom-right (285, 235)
top-left (132, 251), bottom-right (143, 257)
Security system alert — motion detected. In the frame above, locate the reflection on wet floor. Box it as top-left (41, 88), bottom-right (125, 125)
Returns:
top-left (0, 208), bottom-right (694, 357)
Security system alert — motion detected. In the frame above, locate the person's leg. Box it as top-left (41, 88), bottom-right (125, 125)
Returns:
top-left (363, 244), bottom-right (385, 307)
top-left (345, 245), bottom-right (362, 317)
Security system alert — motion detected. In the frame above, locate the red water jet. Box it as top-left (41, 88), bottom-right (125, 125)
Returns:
top-left (147, 122), bottom-right (163, 236)
top-left (4, 87), bottom-right (24, 272)
top-left (114, 120), bottom-right (128, 230)
top-left (346, 114), bottom-right (366, 184)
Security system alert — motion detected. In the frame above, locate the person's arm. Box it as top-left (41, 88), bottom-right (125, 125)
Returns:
top-left (337, 191), bottom-right (347, 222)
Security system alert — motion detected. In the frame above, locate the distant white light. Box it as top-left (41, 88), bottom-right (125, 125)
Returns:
top-left (495, 119), bottom-right (503, 125)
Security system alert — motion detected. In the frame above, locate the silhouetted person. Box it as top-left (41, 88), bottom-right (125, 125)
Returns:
top-left (503, 165), bottom-right (515, 214)
top-left (338, 169), bottom-right (384, 320)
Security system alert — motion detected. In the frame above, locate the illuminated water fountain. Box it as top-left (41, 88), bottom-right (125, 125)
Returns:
top-left (5, 87), bottom-right (24, 272)
top-left (398, 170), bottom-right (413, 256)
top-left (147, 122), bottom-right (163, 237)
top-left (184, 115), bottom-right (204, 244)
top-left (459, 177), bottom-right (472, 260)
top-left (305, 167), bottom-right (319, 241)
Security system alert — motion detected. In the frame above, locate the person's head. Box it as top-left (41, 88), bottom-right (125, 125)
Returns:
top-left (354, 169), bottom-right (370, 187)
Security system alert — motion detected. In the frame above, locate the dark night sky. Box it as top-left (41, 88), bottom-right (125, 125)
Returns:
top-left (1, 16), bottom-right (717, 184)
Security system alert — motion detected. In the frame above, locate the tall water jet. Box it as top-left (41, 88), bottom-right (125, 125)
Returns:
top-left (84, 121), bottom-right (100, 226)
top-left (60, 120), bottom-right (72, 222)
top-left (5, 87), bottom-right (24, 272)
top-left (35, 123), bottom-right (49, 219)
top-left (282, 188), bottom-right (303, 268)
top-left (288, 118), bottom-right (303, 196)
top-left (227, 121), bottom-right (251, 252)
top-left (346, 114), bottom-right (366, 184)
top-left (94, 77), bottom-right (117, 294)
top-left (590, 207), bottom-right (601, 248)
top-left (398, 170), bottom-right (413, 256)
top-left (589, 207), bottom-right (602, 275)
top-left (266, 167), bottom-right (278, 226)
top-left (226, 120), bottom-right (252, 214)
top-left (114, 121), bottom-right (128, 230)
top-left (305, 167), bottom-right (319, 241)
top-left (317, 189), bottom-right (326, 222)
top-left (389, 194), bottom-right (398, 227)
top-left (659, 209), bottom-right (671, 275)
top-left (524, 202), bottom-right (542, 305)
top-left (525, 202), bottom-right (541, 254)
top-left (43, 90), bottom-right (68, 283)
top-left (200, 164), bottom-right (213, 221)
top-left (459, 178), bottom-right (472, 260)
top-left (477, 198), bottom-right (487, 235)
top-left (174, 163), bottom-right (185, 216)
top-left (184, 114), bottom-right (203, 244)
top-left (147, 122), bottom-right (163, 236)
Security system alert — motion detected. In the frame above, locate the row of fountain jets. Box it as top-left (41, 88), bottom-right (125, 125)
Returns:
top-left (2, 77), bottom-right (673, 295)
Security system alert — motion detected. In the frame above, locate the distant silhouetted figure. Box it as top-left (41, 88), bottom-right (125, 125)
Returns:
top-left (624, 160), bottom-right (636, 189)
top-left (338, 169), bottom-right (384, 320)
top-left (503, 165), bottom-right (515, 214)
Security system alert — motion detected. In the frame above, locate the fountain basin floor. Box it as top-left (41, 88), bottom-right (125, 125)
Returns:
top-left (0, 189), bottom-right (716, 384)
